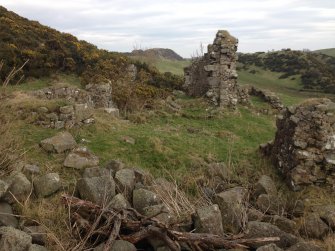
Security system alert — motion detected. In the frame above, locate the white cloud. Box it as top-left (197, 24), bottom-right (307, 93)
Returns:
top-left (0, 0), bottom-right (334, 57)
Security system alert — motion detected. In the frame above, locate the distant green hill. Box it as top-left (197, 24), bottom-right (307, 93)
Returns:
top-left (315, 48), bottom-right (335, 57)
top-left (238, 49), bottom-right (335, 93)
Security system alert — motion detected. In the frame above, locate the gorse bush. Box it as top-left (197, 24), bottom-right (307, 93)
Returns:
top-left (0, 6), bottom-right (183, 112)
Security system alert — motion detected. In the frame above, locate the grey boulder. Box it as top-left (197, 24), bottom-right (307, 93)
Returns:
top-left (194, 204), bottom-right (224, 236)
top-left (133, 188), bottom-right (160, 214)
top-left (33, 173), bottom-right (61, 198)
top-left (64, 147), bottom-right (99, 169)
top-left (40, 131), bottom-right (76, 153)
top-left (244, 221), bottom-right (298, 249)
top-left (94, 240), bottom-right (136, 251)
top-left (0, 202), bottom-right (18, 228)
top-left (77, 176), bottom-right (116, 205)
top-left (0, 226), bottom-right (32, 251)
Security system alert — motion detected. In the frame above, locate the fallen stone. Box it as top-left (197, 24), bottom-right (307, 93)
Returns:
top-left (299, 213), bottom-right (329, 239)
top-left (0, 179), bottom-right (9, 198)
top-left (40, 131), bottom-right (76, 153)
top-left (256, 194), bottom-right (284, 215)
top-left (94, 240), bottom-right (136, 251)
top-left (107, 193), bottom-right (130, 209)
top-left (263, 215), bottom-right (298, 235)
top-left (313, 205), bottom-right (335, 230)
top-left (105, 160), bottom-right (125, 173)
top-left (4, 172), bottom-right (32, 203)
top-left (77, 176), bottom-right (116, 205)
top-left (23, 165), bottom-right (40, 181)
top-left (64, 147), bottom-right (99, 169)
top-left (214, 187), bottom-right (247, 234)
top-left (83, 167), bottom-right (110, 178)
top-left (256, 244), bottom-right (283, 251)
top-left (0, 202), bottom-right (18, 228)
top-left (74, 104), bottom-right (93, 123)
top-left (0, 226), bottom-right (32, 251)
top-left (247, 208), bottom-right (264, 221)
top-left (194, 204), bottom-right (224, 236)
top-left (115, 169), bottom-right (136, 193)
top-left (254, 175), bottom-right (277, 198)
top-left (143, 204), bottom-right (174, 225)
top-left (23, 226), bottom-right (46, 245)
top-left (286, 241), bottom-right (323, 251)
top-left (28, 244), bottom-right (48, 251)
top-left (104, 108), bottom-right (120, 117)
top-left (244, 221), bottom-right (298, 249)
top-left (59, 105), bottom-right (74, 114)
top-left (133, 188), bottom-right (160, 214)
top-left (33, 173), bottom-right (61, 198)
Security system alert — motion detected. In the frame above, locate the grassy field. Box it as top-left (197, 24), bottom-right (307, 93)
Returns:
top-left (315, 48), bottom-right (335, 57)
top-left (130, 55), bottom-right (191, 76)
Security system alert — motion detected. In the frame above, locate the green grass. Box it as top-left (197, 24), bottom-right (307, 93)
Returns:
top-left (130, 55), bottom-right (190, 76)
top-left (16, 92), bottom-right (276, 187)
top-left (315, 48), bottom-right (335, 57)
top-left (238, 66), bottom-right (335, 106)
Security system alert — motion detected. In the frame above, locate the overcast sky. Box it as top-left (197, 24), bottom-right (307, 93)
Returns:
top-left (1, 0), bottom-right (335, 57)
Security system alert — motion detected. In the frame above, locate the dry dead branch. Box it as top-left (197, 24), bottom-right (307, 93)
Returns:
top-left (62, 194), bottom-right (280, 251)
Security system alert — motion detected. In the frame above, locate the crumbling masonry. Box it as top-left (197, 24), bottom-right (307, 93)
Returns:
top-left (184, 30), bottom-right (248, 107)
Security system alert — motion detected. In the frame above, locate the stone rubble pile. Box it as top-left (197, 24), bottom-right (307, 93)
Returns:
top-left (249, 86), bottom-right (284, 111)
top-left (261, 98), bottom-right (335, 190)
top-left (0, 130), bottom-right (331, 250)
top-left (184, 30), bottom-right (249, 108)
top-left (32, 103), bottom-right (94, 129)
top-left (30, 81), bottom-right (119, 129)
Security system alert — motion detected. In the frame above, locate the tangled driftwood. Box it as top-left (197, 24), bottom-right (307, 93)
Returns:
top-left (62, 194), bottom-right (279, 251)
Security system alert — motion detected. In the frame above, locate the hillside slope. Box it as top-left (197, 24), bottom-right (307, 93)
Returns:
top-left (129, 48), bottom-right (184, 61)
top-left (238, 49), bottom-right (335, 93)
top-left (315, 48), bottom-right (335, 57)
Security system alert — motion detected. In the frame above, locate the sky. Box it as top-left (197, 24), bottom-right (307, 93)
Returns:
top-left (1, 0), bottom-right (335, 58)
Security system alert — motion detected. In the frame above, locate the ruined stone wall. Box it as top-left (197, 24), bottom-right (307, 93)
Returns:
top-left (184, 30), bottom-right (246, 107)
top-left (262, 98), bottom-right (335, 190)
top-left (249, 86), bottom-right (284, 111)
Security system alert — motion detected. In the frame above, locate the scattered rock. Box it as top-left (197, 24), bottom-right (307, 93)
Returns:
top-left (23, 165), bottom-right (40, 181)
top-left (40, 131), bottom-right (76, 153)
top-left (28, 244), bottom-right (48, 251)
top-left (94, 240), bottom-right (136, 251)
top-left (23, 226), bottom-right (46, 245)
top-left (256, 244), bottom-right (283, 251)
top-left (133, 188), bottom-right (160, 214)
top-left (107, 194), bottom-right (130, 209)
top-left (115, 169), bottom-right (136, 193)
top-left (256, 194), bottom-right (284, 215)
top-left (0, 180), bottom-right (9, 198)
top-left (83, 167), bottom-right (110, 178)
top-left (286, 241), bottom-right (323, 251)
top-left (33, 173), bottom-right (61, 198)
top-left (263, 215), bottom-right (297, 235)
top-left (214, 187), bottom-right (247, 234)
top-left (77, 176), bottom-right (116, 204)
top-left (244, 221), bottom-right (298, 249)
top-left (0, 226), bottom-right (32, 251)
top-left (254, 175), bottom-right (277, 198)
top-left (4, 172), bottom-right (32, 203)
top-left (194, 204), bottom-right (224, 236)
top-left (143, 204), bottom-right (174, 225)
top-left (299, 213), bottom-right (329, 239)
top-left (0, 202), bottom-right (18, 228)
top-left (105, 160), bottom-right (125, 173)
top-left (74, 103), bottom-right (93, 124)
top-left (64, 147), bottom-right (99, 169)
top-left (104, 108), bottom-right (120, 117)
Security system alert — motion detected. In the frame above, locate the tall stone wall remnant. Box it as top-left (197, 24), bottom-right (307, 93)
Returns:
top-left (261, 98), bottom-right (335, 190)
top-left (184, 30), bottom-right (247, 107)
